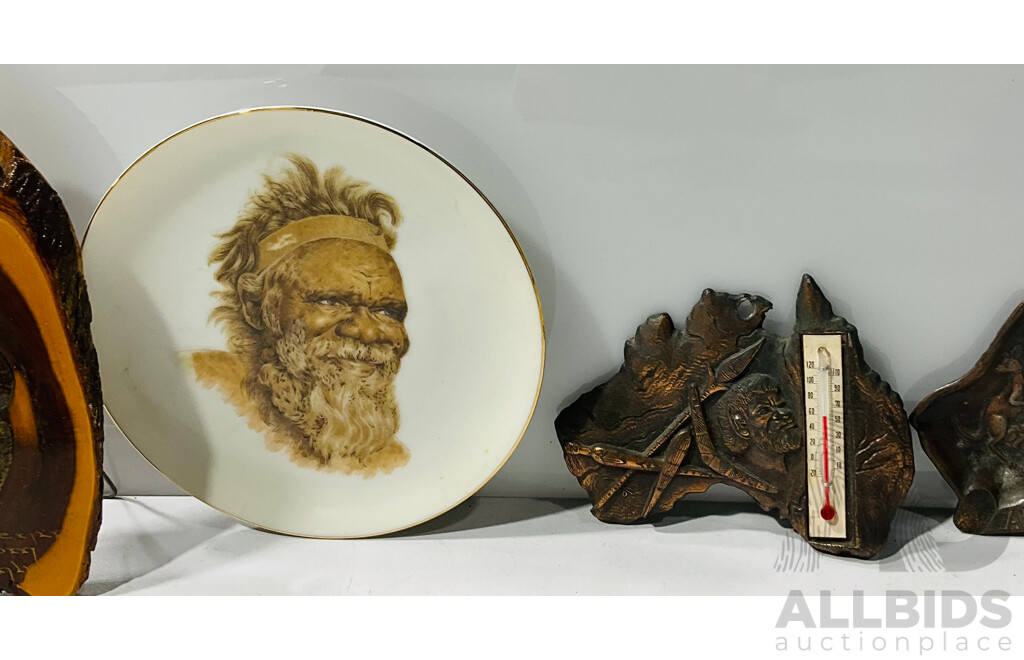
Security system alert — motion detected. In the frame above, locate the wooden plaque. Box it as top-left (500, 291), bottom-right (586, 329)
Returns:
top-left (0, 131), bottom-right (103, 595)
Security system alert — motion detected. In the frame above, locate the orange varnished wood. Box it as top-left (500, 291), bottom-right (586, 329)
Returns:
top-left (0, 217), bottom-right (97, 595)
top-left (9, 369), bottom-right (38, 446)
top-left (0, 131), bottom-right (103, 596)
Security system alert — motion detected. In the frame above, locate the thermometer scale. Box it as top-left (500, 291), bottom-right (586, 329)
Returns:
top-left (802, 334), bottom-right (847, 538)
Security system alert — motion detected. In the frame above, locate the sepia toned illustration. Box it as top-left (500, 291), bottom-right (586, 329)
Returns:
top-left (190, 155), bottom-right (410, 476)
top-left (912, 302), bottom-right (1024, 535)
top-left (555, 275), bottom-right (914, 558)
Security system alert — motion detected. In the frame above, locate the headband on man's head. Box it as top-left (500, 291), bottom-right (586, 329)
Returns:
top-left (257, 214), bottom-right (390, 272)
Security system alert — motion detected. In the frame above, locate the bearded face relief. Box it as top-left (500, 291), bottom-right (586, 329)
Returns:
top-left (704, 373), bottom-right (801, 485)
top-left (190, 155), bottom-right (411, 476)
top-left (729, 375), bottom-right (801, 456)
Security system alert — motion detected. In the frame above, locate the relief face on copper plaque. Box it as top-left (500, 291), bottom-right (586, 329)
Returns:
top-left (189, 155), bottom-right (410, 477)
top-left (556, 275), bottom-right (913, 559)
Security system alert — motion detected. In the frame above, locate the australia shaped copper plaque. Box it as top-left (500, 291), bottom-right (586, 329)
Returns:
top-left (555, 275), bottom-right (913, 558)
top-left (0, 131), bottom-right (103, 595)
top-left (912, 302), bottom-right (1024, 535)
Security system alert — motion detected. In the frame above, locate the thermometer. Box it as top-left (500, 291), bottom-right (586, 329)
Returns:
top-left (802, 334), bottom-right (847, 539)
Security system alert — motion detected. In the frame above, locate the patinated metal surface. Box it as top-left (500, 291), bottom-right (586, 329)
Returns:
top-left (0, 130), bottom-right (104, 595)
top-left (912, 302), bottom-right (1024, 535)
top-left (555, 275), bottom-right (914, 558)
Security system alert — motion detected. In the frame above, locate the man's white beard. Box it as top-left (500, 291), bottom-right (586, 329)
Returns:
top-left (253, 322), bottom-right (401, 466)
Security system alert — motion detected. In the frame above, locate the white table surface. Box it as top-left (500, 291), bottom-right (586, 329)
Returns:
top-left (79, 496), bottom-right (1023, 596)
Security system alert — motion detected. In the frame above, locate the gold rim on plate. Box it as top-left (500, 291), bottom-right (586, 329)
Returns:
top-left (83, 106), bottom-right (546, 539)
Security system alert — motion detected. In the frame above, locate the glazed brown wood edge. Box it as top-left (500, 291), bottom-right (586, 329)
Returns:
top-left (0, 131), bottom-right (103, 595)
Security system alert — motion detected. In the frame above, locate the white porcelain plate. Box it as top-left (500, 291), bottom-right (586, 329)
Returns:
top-left (83, 108), bottom-right (544, 537)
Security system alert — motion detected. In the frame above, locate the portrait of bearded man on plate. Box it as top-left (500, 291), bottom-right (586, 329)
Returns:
top-left (189, 155), bottom-right (410, 476)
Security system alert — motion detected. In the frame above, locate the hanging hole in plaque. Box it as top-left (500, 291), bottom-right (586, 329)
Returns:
top-left (737, 297), bottom-right (757, 321)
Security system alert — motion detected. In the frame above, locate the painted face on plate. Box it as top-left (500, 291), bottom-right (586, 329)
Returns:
top-left (268, 239), bottom-right (408, 360)
top-left (250, 239), bottom-right (409, 468)
top-left (192, 154), bottom-right (412, 476)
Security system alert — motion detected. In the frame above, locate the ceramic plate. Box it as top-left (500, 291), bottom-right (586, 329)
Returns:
top-left (83, 108), bottom-right (544, 537)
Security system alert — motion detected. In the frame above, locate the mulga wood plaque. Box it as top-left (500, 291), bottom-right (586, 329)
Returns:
top-left (555, 275), bottom-right (914, 558)
top-left (912, 302), bottom-right (1024, 535)
top-left (0, 130), bottom-right (103, 595)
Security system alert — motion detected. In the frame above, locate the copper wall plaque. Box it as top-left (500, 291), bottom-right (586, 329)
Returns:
top-left (555, 275), bottom-right (913, 558)
top-left (912, 302), bottom-right (1024, 535)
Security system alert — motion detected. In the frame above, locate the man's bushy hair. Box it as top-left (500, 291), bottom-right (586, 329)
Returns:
top-left (208, 154), bottom-right (401, 355)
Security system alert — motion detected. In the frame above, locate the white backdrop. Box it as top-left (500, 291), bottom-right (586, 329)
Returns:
top-left (2, 64), bottom-right (1021, 506)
